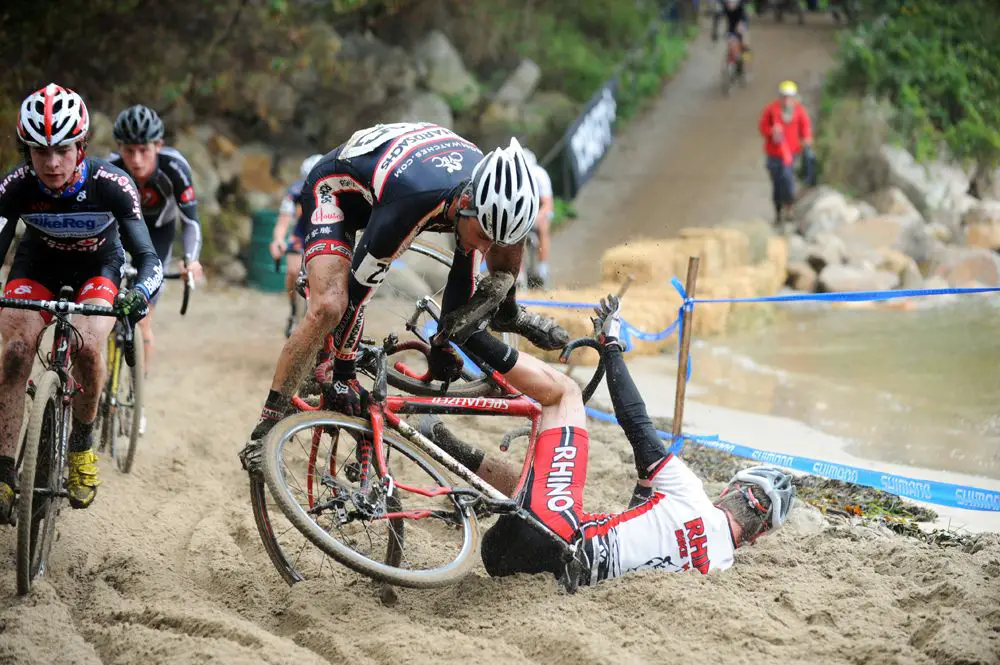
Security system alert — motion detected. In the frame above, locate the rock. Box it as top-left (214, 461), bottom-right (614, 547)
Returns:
top-left (414, 30), bottom-right (480, 108)
top-left (173, 130), bottom-right (221, 216)
top-left (834, 214), bottom-right (931, 263)
top-left (865, 186), bottom-right (921, 218)
top-left (160, 98), bottom-right (196, 131)
top-left (786, 262), bottom-right (818, 292)
top-left (973, 165), bottom-right (1000, 200)
top-left (805, 233), bottom-right (846, 273)
top-left (818, 264), bottom-right (899, 293)
top-left (520, 91), bottom-right (579, 151)
top-left (217, 258), bottom-right (248, 285)
top-left (244, 191), bottom-right (279, 213)
top-left (250, 75), bottom-right (299, 132)
top-left (794, 186), bottom-right (857, 239)
top-left (931, 247), bottom-right (1000, 287)
top-left (877, 145), bottom-right (970, 229)
top-left (922, 275), bottom-right (950, 291)
top-left (927, 221), bottom-right (953, 244)
top-left (382, 90), bottom-right (454, 129)
top-left (787, 234), bottom-right (808, 264)
top-left (493, 59), bottom-right (542, 107)
top-left (851, 201), bottom-right (878, 221)
top-left (207, 133), bottom-right (238, 158)
top-left (88, 111), bottom-right (115, 157)
top-left (963, 200), bottom-right (1000, 250)
top-left (235, 143), bottom-right (282, 195)
top-left (877, 249), bottom-right (922, 289)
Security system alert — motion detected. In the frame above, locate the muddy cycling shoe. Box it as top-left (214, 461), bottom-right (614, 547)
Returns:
top-left (67, 450), bottom-right (102, 509)
top-left (438, 271), bottom-right (515, 344)
top-left (0, 481), bottom-right (14, 525)
top-left (490, 304), bottom-right (569, 351)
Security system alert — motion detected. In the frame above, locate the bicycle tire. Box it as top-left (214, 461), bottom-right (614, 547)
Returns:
top-left (378, 241), bottom-right (511, 398)
top-left (16, 371), bottom-right (62, 595)
top-left (180, 280), bottom-right (191, 316)
top-left (118, 333), bottom-right (144, 473)
top-left (261, 410), bottom-right (480, 589)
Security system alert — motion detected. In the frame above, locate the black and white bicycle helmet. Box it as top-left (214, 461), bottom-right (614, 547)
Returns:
top-left (460, 137), bottom-right (539, 246)
top-left (113, 104), bottom-right (165, 144)
top-left (300, 153), bottom-right (323, 180)
top-left (729, 465), bottom-right (796, 530)
top-left (17, 83), bottom-right (90, 148)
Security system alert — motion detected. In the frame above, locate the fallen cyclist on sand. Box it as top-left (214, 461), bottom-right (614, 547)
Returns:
top-left (420, 295), bottom-right (797, 586)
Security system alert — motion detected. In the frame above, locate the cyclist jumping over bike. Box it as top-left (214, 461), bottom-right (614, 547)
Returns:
top-left (0, 84), bottom-right (161, 520)
top-left (421, 295), bottom-right (796, 586)
top-left (241, 122), bottom-right (573, 463)
top-left (108, 104), bottom-right (203, 433)
top-left (270, 153), bottom-right (323, 338)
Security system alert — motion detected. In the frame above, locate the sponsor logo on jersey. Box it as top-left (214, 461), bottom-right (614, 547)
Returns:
top-left (179, 185), bottom-right (196, 204)
top-left (22, 212), bottom-right (115, 238)
top-left (372, 127), bottom-right (469, 199)
top-left (41, 235), bottom-right (107, 252)
top-left (430, 151), bottom-right (465, 173)
top-left (14, 284), bottom-right (33, 296)
top-left (95, 166), bottom-right (142, 216)
top-left (0, 165), bottom-right (29, 197)
top-left (140, 262), bottom-right (164, 297)
top-left (142, 186), bottom-right (162, 208)
top-left (428, 396), bottom-right (511, 411)
top-left (546, 434), bottom-right (579, 512)
top-left (340, 122), bottom-right (437, 159)
top-left (78, 279), bottom-right (116, 299)
top-left (76, 189), bottom-right (87, 202)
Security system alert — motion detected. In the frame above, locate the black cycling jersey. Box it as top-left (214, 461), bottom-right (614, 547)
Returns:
top-left (0, 157), bottom-right (163, 300)
top-left (723, 1), bottom-right (749, 34)
top-left (298, 122), bottom-right (493, 370)
top-left (107, 147), bottom-right (202, 263)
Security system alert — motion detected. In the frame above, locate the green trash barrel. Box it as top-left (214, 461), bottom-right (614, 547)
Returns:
top-left (247, 208), bottom-right (287, 293)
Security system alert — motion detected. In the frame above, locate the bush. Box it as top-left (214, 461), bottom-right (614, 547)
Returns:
top-left (824, 0), bottom-right (1000, 166)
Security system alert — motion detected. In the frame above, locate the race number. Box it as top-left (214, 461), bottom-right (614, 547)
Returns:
top-left (353, 253), bottom-right (392, 288)
top-left (340, 122), bottom-right (435, 159)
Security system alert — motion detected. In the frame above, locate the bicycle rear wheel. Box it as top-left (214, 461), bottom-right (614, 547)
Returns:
top-left (16, 371), bottom-right (65, 595)
top-left (261, 411), bottom-right (480, 588)
top-left (365, 241), bottom-right (512, 398)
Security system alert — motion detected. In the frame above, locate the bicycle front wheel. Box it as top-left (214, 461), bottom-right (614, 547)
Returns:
top-left (16, 371), bottom-right (65, 595)
top-left (261, 411), bottom-right (480, 589)
top-left (117, 333), bottom-right (144, 473)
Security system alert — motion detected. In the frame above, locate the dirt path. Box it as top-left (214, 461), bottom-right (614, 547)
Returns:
top-left (552, 16), bottom-right (836, 286)
top-left (1, 15), bottom-right (998, 665)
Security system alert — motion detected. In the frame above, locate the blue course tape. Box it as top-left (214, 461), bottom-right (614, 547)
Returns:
top-left (690, 285), bottom-right (1000, 305)
top-left (584, 406), bottom-right (1000, 512)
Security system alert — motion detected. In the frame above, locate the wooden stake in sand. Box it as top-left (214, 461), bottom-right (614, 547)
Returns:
top-left (671, 256), bottom-right (700, 445)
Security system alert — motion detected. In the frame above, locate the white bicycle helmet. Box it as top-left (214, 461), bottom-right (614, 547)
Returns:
top-left (729, 466), bottom-right (796, 529)
top-left (17, 83), bottom-right (90, 148)
top-left (300, 153), bottom-right (323, 179)
top-left (461, 137), bottom-right (539, 246)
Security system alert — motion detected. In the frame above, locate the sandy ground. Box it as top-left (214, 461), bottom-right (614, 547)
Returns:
top-left (2, 15), bottom-right (999, 665)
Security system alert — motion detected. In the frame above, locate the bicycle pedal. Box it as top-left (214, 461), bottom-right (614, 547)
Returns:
top-left (344, 462), bottom-right (362, 483)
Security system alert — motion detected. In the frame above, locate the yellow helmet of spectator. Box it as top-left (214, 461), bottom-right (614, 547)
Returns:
top-left (779, 80), bottom-right (798, 97)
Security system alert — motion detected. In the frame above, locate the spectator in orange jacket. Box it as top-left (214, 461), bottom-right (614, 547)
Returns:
top-left (759, 80), bottom-right (815, 225)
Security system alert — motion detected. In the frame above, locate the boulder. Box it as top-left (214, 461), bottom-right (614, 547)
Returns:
top-left (786, 262), bottom-right (818, 292)
top-left (927, 221), bottom-right (954, 244)
top-left (234, 143), bottom-right (282, 195)
top-left (88, 111), bottom-right (116, 158)
top-left (413, 30), bottom-right (480, 109)
top-left (493, 59), bottom-right (543, 107)
top-left (805, 233), bottom-right (846, 273)
top-left (931, 247), bottom-right (1000, 287)
top-left (818, 264), bottom-right (900, 293)
top-left (173, 130), bottom-right (221, 216)
top-left (973, 165), bottom-right (1000, 200)
top-left (382, 90), bottom-right (454, 129)
top-left (963, 200), bottom-right (1000, 251)
top-left (865, 186), bottom-right (922, 219)
top-left (520, 91), bottom-right (579, 154)
top-left (249, 74), bottom-right (299, 132)
top-left (876, 249), bottom-right (923, 289)
top-left (787, 233), bottom-right (808, 264)
top-left (244, 191), bottom-right (279, 213)
top-left (217, 257), bottom-right (248, 285)
top-left (794, 186), bottom-right (857, 239)
top-left (851, 201), bottom-right (879, 221)
top-left (877, 144), bottom-right (970, 229)
top-left (833, 214), bottom-right (931, 263)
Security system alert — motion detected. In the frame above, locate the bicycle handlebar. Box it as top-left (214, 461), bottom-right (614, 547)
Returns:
top-left (163, 255), bottom-right (195, 316)
top-left (559, 337), bottom-right (607, 405)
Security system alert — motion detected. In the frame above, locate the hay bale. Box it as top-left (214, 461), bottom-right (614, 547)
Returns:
top-left (676, 235), bottom-right (725, 280)
top-left (766, 236), bottom-right (789, 276)
top-left (679, 227), bottom-right (751, 271)
top-left (600, 239), bottom-right (680, 286)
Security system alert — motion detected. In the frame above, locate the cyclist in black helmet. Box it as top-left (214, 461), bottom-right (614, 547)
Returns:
top-left (421, 295), bottom-right (797, 586)
top-left (109, 104), bottom-right (203, 434)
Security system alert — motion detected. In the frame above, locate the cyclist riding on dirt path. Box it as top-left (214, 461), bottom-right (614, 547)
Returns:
top-left (759, 80), bottom-right (815, 225)
top-left (0, 84), bottom-right (161, 520)
top-left (242, 122), bottom-right (571, 457)
top-left (108, 104), bottom-right (204, 433)
top-left (421, 295), bottom-right (796, 586)
top-left (713, 0), bottom-right (752, 48)
top-left (269, 153), bottom-right (323, 338)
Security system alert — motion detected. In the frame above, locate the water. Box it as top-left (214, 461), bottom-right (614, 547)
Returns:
top-left (690, 297), bottom-right (1000, 481)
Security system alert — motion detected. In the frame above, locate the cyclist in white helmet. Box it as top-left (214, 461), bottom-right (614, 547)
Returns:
top-left (241, 124), bottom-right (573, 464)
top-left (421, 295), bottom-right (797, 587)
top-left (521, 148), bottom-right (555, 288)
top-left (270, 153), bottom-right (323, 337)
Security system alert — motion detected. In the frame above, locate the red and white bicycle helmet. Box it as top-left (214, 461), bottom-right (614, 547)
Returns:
top-left (17, 83), bottom-right (90, 148)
